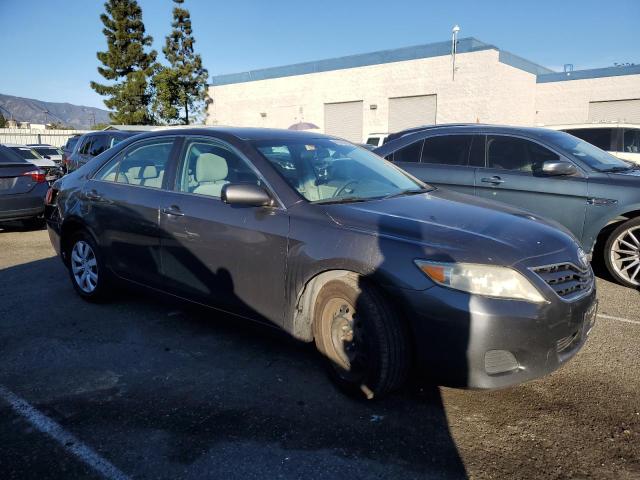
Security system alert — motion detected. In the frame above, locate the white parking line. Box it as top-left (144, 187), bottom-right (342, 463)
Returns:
top-left (598, 314), bottom-right (640, 326)
top-left (0, 385), bottom-right (130, 480)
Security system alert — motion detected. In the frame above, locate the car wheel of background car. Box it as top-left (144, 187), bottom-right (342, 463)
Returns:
top-left (312, 274), bottom-right (410, 399)
top-left (67, 231), bottom-right (112, 302)
top-left (604, 217), bottom-right (640, 288)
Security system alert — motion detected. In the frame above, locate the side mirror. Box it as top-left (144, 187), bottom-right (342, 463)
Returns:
top-left (542, 160), bottom-right (577, 176)
top-left (221, 184), bottom-right (273, 207)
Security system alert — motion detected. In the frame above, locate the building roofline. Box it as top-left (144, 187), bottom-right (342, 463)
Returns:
top-left (537, 64), bottom-right (640, 83)
top-left (210, 37), bottom-right (556, 86)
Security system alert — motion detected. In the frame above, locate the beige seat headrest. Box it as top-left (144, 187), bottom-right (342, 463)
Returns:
top-left (196, 153), bottom-right (228, 183)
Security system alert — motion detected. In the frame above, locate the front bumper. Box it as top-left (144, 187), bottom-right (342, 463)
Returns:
top-left (391, 283), bottom-right (597, 389)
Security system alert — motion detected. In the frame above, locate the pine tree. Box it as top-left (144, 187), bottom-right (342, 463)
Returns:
top-left (0, 113), bottom-right (6, 128)
top-left (153, 0), bottom-right (208, 125)
top-left (91, 0), bottom-right (157, 125)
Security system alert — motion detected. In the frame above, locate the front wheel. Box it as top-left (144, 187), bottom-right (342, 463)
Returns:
top-left (604, 217), bottom-right (640, 288)
top-left (312, 275), bottom-right (410, 399)
top-left (67, 231), bottom-right (112, 302)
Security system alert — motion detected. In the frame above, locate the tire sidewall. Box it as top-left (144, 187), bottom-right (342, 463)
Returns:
top-left (604, 218), bottom-right (640, 289)
top-left (67, 230), bottom-right (110, 302)
top-left (313, 278), bottom-right (393, 398)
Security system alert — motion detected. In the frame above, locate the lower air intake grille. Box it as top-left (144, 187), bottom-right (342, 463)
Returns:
top-left (532, 263), bottom-right (593, 300)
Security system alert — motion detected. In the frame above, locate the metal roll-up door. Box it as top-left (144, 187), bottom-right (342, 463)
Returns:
top-left (324, 101), bottom-right (363, 142)
top-left (388, 95), bottom-right (437, 133)
top-left (588, 99), bottom-right (640, 123)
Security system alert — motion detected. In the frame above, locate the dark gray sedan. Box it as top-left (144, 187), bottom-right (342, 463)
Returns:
top-left (46, 128), bottom-right (596, 398)
top-left (0, 145), bottom-right (49, 228)
top-left (376, 125), bottom-right (640, 288)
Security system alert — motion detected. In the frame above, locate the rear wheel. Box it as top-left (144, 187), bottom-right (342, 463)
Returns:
top-left (604, 217), bottom-right (640, 288)
top-left (67, 231), bottom-right (112, 302)
top-left (313, 275), bottom-right (410, 399)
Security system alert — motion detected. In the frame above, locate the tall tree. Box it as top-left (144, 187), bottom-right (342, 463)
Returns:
top-left (153, 0), bottom-right (208, 125)
top-left (0, 113), bottom-right (6, 128)
top-left (91, 0), bottom-right (157, 124)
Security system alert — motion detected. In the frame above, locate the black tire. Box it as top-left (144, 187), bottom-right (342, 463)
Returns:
top-left (604, 217), bottom-right (640, 289)
top-left (66, 230), bottom-right (113, 302)
top-left (312, 274), bottom-right (410, 399)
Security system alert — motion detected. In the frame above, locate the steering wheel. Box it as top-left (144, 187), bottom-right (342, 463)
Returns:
top-left (334, 180), bottom-right (360, 198)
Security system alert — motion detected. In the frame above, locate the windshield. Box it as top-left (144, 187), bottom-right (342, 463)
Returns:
top-left (540, 130), bottom-right (632, 172)
top-left (66, 137), bottom-right (79, 150)
top-left (9, 147), bottom-right (42, 160)
top-left (254, 138), bottom-right (429, 203)
top-left (33, 147), bottom-right (61, 156)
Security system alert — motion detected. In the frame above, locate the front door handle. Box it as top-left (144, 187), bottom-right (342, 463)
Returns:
top-left (162, 206), bottom-right (185, 217)
top-left (481, 176), bottom-right (505, 185)
top-left (86, 189), bottom-right (102, 201)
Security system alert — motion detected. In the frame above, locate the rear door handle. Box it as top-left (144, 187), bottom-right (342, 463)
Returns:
top-left (162, 206), bottom-right (185, 217)
top-left (481, 176), bottom-right (505, 185)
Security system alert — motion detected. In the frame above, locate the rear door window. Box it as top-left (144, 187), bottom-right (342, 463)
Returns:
top-left (78, 137), bottom-right (93, 155)
top-left (420, 135), bottom-right (473, 166)
top-left (95, 138), bottom-right (175, 189)
top-left (89, 135), bottom-right (109, 156)
top-left (623, 128), bottom-right (640, 154)
top-left (564, 128), bottom-right (614, 151)
top-left (486, 135), bottom-right (559, 172)
top-left (391, 140), bottom-right (423, 163)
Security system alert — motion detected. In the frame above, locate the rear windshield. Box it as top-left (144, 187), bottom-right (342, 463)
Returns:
top-left (0, 146), bottom-right (28, 164)
top-left (9, 147), bottom-right (42, 160)
top-left (33, 147), bottom-right (61, 156)
top-left (66, 137), bottom-right (79, 150)
top-left (539, 130), bottom-right (632, 172)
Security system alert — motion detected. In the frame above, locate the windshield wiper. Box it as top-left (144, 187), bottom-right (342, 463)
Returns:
top-left (599, 166), bottom-right (632, 173)
top-left (382, 188), bottom-right (431, 200)
top-left (312, 196), bottom-right (371, 205)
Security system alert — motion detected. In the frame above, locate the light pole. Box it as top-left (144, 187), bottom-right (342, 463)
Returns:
top-left (451, 24), bottom-right (460, 81)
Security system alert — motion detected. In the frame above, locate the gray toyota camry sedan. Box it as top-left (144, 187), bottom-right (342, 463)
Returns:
top-left (45, 128), bottom-right (597, 398)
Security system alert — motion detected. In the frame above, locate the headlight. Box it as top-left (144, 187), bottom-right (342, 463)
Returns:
top-left (415, 260), bottom-right (546, 303)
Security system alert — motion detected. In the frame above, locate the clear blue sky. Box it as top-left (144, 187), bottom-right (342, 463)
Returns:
top-left (1, 0), bottom-right (639, 110)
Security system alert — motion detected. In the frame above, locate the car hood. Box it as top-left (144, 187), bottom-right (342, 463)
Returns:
top-left (324, 189), bottom-right (580, 267)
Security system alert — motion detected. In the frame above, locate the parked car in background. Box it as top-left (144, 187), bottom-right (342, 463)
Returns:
top-left (0, 145), bottom-right (48, 228)
top-left (46, 127), bottom-right (596, 397)
top-left (27, 144), bottom-right (63, 164)
top-left (1, 143), bottom-right (62, 183)
top-left (65, 130), bottom-right (137, 172)
top-left (547, 124), bottom-right (640, 165)
top-left (364, 133), bottom-right (389, 147)
top-left (375, 124), bottom-right (640, 288)
top-left (62, 135), bottom-right (82, 170)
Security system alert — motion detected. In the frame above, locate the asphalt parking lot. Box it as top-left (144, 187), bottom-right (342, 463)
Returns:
top-left (0, 226), bottom-right (638, 480)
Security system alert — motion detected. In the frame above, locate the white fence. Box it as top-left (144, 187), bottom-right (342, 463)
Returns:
top-left (0, 128), bottom-right (90, 147)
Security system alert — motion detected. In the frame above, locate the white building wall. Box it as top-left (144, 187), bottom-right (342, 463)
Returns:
top-left (535, 74), bottom-right (640, 125)
top-left (206, 49), bottom-right (537, 140)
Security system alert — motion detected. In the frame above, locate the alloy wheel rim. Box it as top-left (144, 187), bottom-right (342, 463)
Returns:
top-left (71, 241), bottom-right (98, 293)
top-left (610, 226), bottom-right (640, 286)
top-left (324, 298), bottom-right (367, 381)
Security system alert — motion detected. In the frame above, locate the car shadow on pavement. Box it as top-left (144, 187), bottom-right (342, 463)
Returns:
top-left (0, 224), bottom-right (468, 479)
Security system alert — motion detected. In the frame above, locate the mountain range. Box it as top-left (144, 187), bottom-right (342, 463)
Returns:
top-left (0, 93), bottom-right (111, 129)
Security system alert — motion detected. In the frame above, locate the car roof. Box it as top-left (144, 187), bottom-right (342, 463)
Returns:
top-left (1, 143), bottom-right (36, 148)
top-left (129, 126), bottom-right (341, 142)
top-left (545, 123), bottom-right (640, 130)
top-left (390, 123), bottom-right (555, 138)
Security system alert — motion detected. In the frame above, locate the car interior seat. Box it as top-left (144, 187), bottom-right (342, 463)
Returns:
top-left (192, 152), bottom-right (229, 197)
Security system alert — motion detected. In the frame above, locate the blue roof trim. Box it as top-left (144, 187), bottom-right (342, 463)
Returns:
top-left (210, 37), bottom-right (496, 86)
top-left (498, 50), bottom-right (554, 75)
top-left (537, 64), bottom-right (640, 83)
